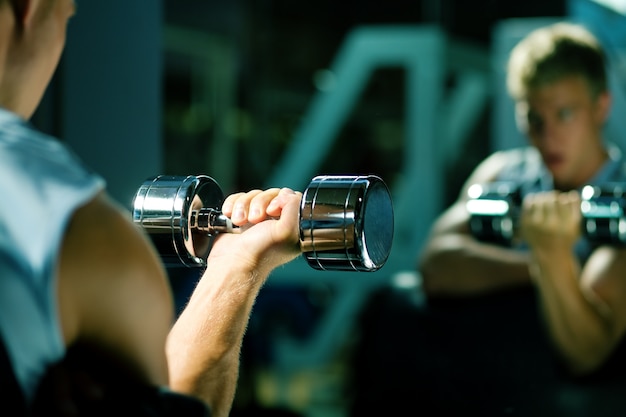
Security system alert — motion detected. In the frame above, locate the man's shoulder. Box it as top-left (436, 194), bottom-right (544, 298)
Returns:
top-left (489, 146), bottom-right (538, 163)
top-left (474, 146), bottom-right (538, 177)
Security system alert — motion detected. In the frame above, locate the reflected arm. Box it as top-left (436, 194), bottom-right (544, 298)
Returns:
top-left (418, 149), bottom-right (533, 297)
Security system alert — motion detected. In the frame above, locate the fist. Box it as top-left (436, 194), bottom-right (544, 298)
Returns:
top-left (520, 190), bottom-right (582, 251)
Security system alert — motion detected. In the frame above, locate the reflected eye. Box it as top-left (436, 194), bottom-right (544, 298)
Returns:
top-left (527, 112), bottom-right (543, 132)
top-left (558, 108), bottom-right (573, 121)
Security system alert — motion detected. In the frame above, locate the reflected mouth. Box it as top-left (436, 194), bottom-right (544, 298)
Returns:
top-left (544, 154), bottom-right (564, 169)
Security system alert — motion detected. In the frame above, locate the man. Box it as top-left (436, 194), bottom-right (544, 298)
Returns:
top-left (348, 21), bottom-right (626, 417)
top-left (0, 1), bottom-right (303, 416)
top-left (419, 21), bottom-right (626, 377)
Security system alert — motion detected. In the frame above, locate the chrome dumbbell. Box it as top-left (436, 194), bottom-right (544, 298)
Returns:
top-left (580, 183), bottom-right (626, 245)
top-left (466, 181), bottom-right (626, 246)
top-left (132, 174), bottom-right (394, 272)
top-left (465, 181), bottom-right (522, 246)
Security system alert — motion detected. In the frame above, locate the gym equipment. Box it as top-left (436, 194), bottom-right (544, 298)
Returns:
top-left (466, 181), bottom-right (626, 246)
top-left (581, 183), bottom-right (626, 245)
top-left (465, 181), bottom-right (522, 245)
top-left (132, 174), bottom-right (394, 272)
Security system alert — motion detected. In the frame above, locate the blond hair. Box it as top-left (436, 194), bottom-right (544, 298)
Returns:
top-left (507, 22), bottom-right (607, 100)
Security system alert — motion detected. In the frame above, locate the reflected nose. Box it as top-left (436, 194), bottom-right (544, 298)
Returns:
top-left (533, 120), bottom-right (560, 149)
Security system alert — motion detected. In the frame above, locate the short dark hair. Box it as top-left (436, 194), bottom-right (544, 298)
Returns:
top-left (507, 22), bottom-right (607, 100)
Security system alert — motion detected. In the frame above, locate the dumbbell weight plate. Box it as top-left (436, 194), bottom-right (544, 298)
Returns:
top-left (581, 184), bottom-right (626, 245)
top-left (300, 175), bottom-right (394, 272)
top-left (466, 181), bottom-right (521, 246)
top-left (132, 175), bottom-right (224, 267)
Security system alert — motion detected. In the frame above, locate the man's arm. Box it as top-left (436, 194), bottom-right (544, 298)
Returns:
top-left (418, 149), bottom-right (533, 297)
top-left (57, 191), bottom-right (174, 387)
top-left (522, 191), bottom-right (626, 375)
top-left (165, 187), bottom-right (302, 417)
top-left (56, 187), bottom-right (302, 417)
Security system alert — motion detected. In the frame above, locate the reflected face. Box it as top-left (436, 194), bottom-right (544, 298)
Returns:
top-left (516, 75), bottom-right (609, 190)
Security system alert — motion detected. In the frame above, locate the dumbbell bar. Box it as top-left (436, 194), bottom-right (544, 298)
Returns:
top-left (466, 181), bottom-right (626, 246)
top-left (132, 174), bottom-right (394, 272)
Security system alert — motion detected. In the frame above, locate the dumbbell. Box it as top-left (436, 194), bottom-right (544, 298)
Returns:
top-left (466, 181), bottom-right (626, 246)
top-left (132, 174), bottom-right (394, 272)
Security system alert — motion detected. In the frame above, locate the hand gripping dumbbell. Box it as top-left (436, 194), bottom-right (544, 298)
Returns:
top-left (132, 174), bottom-right (394, 272)
top-left (466, 181), bottom-right (626, 246)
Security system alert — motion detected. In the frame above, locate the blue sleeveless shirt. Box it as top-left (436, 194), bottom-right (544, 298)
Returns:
top-left (0, 108), bottom-right (105, 403)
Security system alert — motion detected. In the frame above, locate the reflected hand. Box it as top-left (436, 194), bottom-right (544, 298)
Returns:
top-left (520, 190), bottom-right (581, 252)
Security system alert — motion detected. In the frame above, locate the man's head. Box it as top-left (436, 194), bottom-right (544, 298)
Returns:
top-left (0, 0), bottom-right (76, 119)
top-left (507, 22), bottom-right (612, 190)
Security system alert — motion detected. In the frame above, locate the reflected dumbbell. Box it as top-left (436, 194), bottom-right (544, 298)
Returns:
top-left (466, 181), bottom-right (626, 246)
top-left (132, 174), bottom-right (394, 272)
top-left (466, 181), bottom-right (522, 246)
top-left (580, 183), bottom-right (626, 245)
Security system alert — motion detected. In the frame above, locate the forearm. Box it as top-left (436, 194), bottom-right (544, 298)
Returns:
top-left (165, 258), bottom-right (267, 417)
top-left (530, 249), bottom-right (612, 375)
top-left (419, 233), bottom-right (532, 297)
top-left (164, 187), bottom-right (301, 415)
